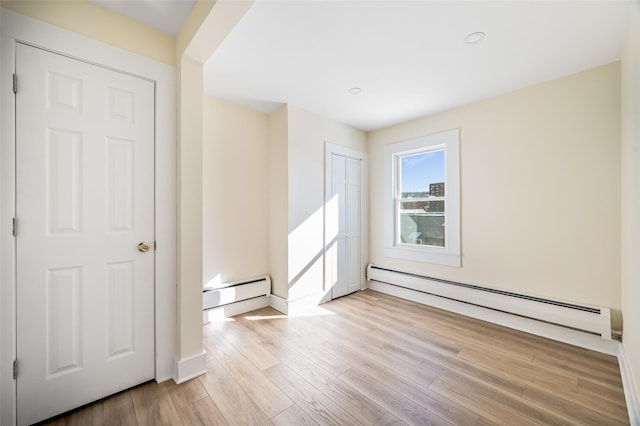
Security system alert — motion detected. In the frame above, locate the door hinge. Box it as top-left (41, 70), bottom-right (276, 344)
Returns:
top-left (12, 218), bottom-right (17, 237)
top-left (13, 73), bottom-right (17, 94)
top-left (154, 241), bottom-right (157, 250)
top-left (13, 360), bottom-right (17, 380)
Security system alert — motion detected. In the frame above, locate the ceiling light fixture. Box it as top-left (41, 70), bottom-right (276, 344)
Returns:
top-left (464, 32), bottom-right (485, 44)
top-left (349, 87), bottom-right (362, 95)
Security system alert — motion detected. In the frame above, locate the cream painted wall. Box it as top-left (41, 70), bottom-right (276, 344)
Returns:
top-left (621, 0), bottom-right (640, 415)
top-left (176, 56), bottom-right (204, 360)
top-left (287, 106), bottom-right (367, 301)
top-left (203, 97), bottom-right (269, 286)
top-left (174, 0), bottom-right (251, 375)
top-left (369, 63), bottom-right (622, 318)
top-left (175, 0), bottom-right (215, 58)
top-left (1, 0), bottom-right (175, 66)
top-left (268, 105), bottom-right (289, 298)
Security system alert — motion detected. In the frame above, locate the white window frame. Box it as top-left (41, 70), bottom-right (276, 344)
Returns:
top-left (384, 129), bottom-right (461, 266)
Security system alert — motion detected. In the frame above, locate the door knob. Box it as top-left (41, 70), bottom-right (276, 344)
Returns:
top-left (137, 242), bottom-right (151, 253)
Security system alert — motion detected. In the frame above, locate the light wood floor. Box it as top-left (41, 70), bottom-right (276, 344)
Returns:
top-left (43, 289), bottom-right (629, 425)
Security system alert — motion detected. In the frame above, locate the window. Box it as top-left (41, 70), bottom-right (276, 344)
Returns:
top-left (384, 129), bottom-right (460, 266)
top-left (398, 150), bottom-right (446, 247)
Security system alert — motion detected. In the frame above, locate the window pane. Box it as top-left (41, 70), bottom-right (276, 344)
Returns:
top-left (400, 150), bottom-right (445, 197)
top-left (399, 200), bottom-right (445, 247)
top-left (398, 150), bottom-right (446, 248)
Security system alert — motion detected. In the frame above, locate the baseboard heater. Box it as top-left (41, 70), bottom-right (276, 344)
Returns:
top-left (366, 264), bottom-right (611, 340)
top-left (203, 275), bottom-right (271, 323)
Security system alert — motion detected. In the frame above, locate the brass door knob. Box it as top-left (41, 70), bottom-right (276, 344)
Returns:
top-left (137, 242), bottom-right (151, 253)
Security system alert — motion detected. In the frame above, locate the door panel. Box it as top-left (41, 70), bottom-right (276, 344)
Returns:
top-left (330, 154), bottom-right (361, 299)
top-left (347, 237), bottom-right (360, 293)
top-left (346, 158), bottom-right (361, 294)
top-left (15, 43), bottom-right (155, 425)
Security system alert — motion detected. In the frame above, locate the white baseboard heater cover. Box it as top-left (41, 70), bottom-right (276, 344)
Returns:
top-left (366, 265), bottom-right (611, 340)
top-left (203, 276), bottom-right (271, 322)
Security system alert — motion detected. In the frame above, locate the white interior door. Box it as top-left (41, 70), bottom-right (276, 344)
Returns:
top-left (329, 154), bottom-right (361, 299)
top-left (15, 43), bottom-right (155, 425)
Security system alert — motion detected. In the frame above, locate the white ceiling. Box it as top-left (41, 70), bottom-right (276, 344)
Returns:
top-left (94, 0), bottom-right (631, 132)
top-left (204, 0), bottom-right (631, 131)
top-left (89, 0), bottom-right (195, 36)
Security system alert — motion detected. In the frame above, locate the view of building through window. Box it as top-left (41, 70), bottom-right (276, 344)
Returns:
top-left (398, 150), bottom-right (445, 247)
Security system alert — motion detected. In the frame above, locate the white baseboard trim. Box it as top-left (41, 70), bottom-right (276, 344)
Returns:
top-left (367, 281), bottom-right (618, 356)
top-left (619, 344), bottom-right (640, 426)
top-left (367, 265), bottom-right (611, 339)
top-left (269, 290), bottom-right (333, 316)
top-left (174, 350), bottom-right (207, 384)
top-left (202, 296), bottom-right (270, 323)
top-left (269, 294), bottom-right (289, 315)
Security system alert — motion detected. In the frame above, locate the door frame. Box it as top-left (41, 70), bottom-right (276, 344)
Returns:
top-left (324, 142), bottom-right (368, 298)
top-left (1, 11), bottom-right (177, 425)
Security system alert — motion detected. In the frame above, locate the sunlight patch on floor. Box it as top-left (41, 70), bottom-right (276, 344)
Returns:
top-left (243, 306), bottom-right (336, 320)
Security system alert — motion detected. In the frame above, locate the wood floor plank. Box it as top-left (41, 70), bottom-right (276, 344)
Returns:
top-left (206, 321), bottom-right (281, 371)
top-left (532, 350), bottom-right (623, 387)
top-left (264, 340), bottom-right (387, 424)
top-left (130, 382), bottom-right (184, 426)
top-left (577, 377), bottom-right (627, 405)
top-left (408, 315), bottom-right (535, 363)
top-left (332, 294), bottom-right (417, 328)
top-left (204, 333), bottom-right (293, 418)
top-left (309, 331), bottom-right (479, 425)
top-left (269, 311), bottom-right (348, 339)
top-left (532, 338), bottom-right (622, 372)
top-left (456, 348), bottom-right (578, 391)
top-left (359, 291), bottom-right (581, 363)
top-left (271, 404), bottom-right (319, 426)
top-left (164, 377), bottom-right (209, 410)
top-left (429, 375), bottom-right (577, 426)
top-left (255, 323), bottom-right (351, 377)
top-left (129, 380), bottom-right (167, 407)
top-left (40, 289), bottom-right (630, 426)
top-left (231, 310), bottom-right (291, 342)
top-left (474, 416), bottom-right (502, 426)
top-left (521, 384), bottom-right (629, 425)
top-left (92, 391), bottom-right (138, 426)
top-left (306, 308), bottom-right (450, 382)
top-left (176, 396), bottom-right (229, 426)
top-left (328, 296), bottom-right (464, 358)
top-left (351, 358), bottom-right (480, 425)
top-left (199, 356), bottom-right (272, 425)
top-left (374, 412), bottom-right (409, 426)
top-left (339, 367), bottom-right (454, 425)
top-left (526, 378), bottom-right (629, 422)
top-left (323, 324), bottom-right (448, 388)
top-left (320, 300), bottom-right (528, 397)
top-left (264, 362), bottom-right (366, 425)
top-left (412, 316), bottom-right (537, 362)
top-left (44, 407), bottom-right (95, 426)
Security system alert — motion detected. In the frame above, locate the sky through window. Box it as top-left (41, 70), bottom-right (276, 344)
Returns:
top-left (400, 150), bottom-right (445, 193)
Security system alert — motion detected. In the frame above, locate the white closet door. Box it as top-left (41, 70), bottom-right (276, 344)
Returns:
top-left (330, 154), bottom-right (361, 299)
top-left (15, 43), bottom-right (155, 425)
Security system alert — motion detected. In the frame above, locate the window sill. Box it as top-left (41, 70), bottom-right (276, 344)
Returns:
top-left (384, 246), bottom-right (461, 267)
